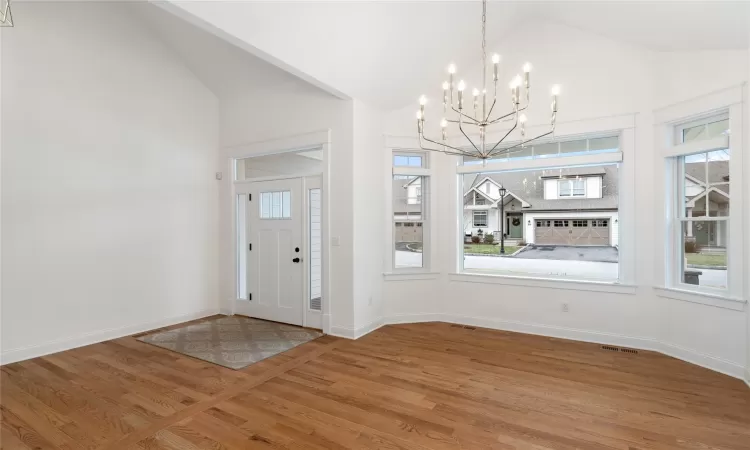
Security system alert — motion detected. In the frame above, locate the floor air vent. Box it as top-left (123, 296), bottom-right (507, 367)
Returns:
top-left (601, 345), bottom-right (639, 354)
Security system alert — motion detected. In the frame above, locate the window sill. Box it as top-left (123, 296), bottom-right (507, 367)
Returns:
top-left (653, 286), bottom-right (746, 311)
top-left (383, 272), bottom-right (441, 281)
top-left (449, 272), bottom-right (636, 294)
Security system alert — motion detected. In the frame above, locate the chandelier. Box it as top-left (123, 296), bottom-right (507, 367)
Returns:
top-left (416, 0), bottom-right (559, 161)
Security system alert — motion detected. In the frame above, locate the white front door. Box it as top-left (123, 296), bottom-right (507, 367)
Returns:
top-left (239, 178), bottom-right (304, 326)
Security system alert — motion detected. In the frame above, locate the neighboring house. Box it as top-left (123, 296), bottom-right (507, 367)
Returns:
top-left (393, 177), bottom-right (423, 243)
top-left (684, 160), bottom-right (729, 248)
top-left (392, 161), bottom-right (726, 249)
top-left (462, 166), bottom-right (620, 246)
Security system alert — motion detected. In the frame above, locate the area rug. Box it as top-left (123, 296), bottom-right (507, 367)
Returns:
top-left (136, 316), bottom-right (324, 370)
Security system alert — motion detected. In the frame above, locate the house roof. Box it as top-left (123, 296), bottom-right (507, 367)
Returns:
top-left (464, 165), bottom-right (619, 212)
top-left (392, 177), bottom-right (421, 214)
top-left (685, 160), bottom-right (730, 196)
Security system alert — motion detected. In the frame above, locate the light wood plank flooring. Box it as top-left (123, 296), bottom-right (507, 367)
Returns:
top-left (2, 318), bottom-right (749, 449)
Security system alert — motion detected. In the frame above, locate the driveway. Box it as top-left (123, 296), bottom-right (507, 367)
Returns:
top-left (515, 245), bottom-right (618, 263)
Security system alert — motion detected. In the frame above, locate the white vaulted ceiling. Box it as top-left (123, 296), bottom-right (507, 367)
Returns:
top-left (155, 0), bottom-right (748, 111)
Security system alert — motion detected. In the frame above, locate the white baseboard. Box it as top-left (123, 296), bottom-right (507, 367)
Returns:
top-left (322, 314), bottom-right (331, 335)
top-left (374, 312), bottom-right (745, 381)
top-left (1, 309), bottom-right (221, 365)
top-left (656, 341), bottom-right (744, 380)
top-left (384, 313), bottom-right (444, 324)
top-left (745, 368), bottom-right (750, 389)
top-left (329, 317), bottom-right (384, 340)
top-left (442, 313), bottom-right (658, 352)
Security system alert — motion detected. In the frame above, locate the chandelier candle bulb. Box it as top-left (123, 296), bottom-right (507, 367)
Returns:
top-left (457, 80), bottom-right (466, 109)
top-left (523, 64), bottom-right (531, 89)
top-left (551, 85), bottom-right (560, 113)
top-left (492, 54), bottom-right (500, 81)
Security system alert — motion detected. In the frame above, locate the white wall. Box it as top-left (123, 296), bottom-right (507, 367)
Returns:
top-left (746, 27), bottom-right (750, 386)
top-left (384, 20), bottom-right (749, 379)
top-left (352, 100), bottom-right (386, 333)
top-left (1, 3), bottom-right (220, 363)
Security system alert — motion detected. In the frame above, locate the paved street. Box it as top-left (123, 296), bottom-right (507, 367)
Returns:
top-left (395, 250), bottom-right (726, 288)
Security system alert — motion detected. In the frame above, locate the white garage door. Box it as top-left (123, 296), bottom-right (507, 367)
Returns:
top-left (395, 222), bottom-right (423, 242)
top-left (535, 219), bottom-right (610, 245)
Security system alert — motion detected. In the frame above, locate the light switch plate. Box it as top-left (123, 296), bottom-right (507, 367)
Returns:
top-left (331, 236), bottom-right (340, 247)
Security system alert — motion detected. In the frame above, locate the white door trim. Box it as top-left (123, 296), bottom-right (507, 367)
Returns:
top-left (228, 130), bottom-right (331, 334)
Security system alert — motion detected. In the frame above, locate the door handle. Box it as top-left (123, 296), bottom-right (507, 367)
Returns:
top-left (293, 257), bottom-right (301, 263)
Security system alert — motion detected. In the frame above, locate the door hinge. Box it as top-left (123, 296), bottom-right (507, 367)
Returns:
top-left (248, 193), bottom-right (252, 201)
top-left (248, 243), bottom-right (252, 251)
top-left (248, 293), bottom-right (252, 300)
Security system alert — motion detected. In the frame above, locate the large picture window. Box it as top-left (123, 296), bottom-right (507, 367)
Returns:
top-left (461, 162), bottom-right (620, 282)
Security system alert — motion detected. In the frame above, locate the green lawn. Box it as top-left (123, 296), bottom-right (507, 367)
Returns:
top-left (686, 252), bottom-right (726, 267)
top-left (464, 244), bottom-right (520, 255)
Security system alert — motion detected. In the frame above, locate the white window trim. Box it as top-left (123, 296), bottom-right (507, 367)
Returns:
top-left (386, 150), bottom-right (433, 275)
top-left (456, 129), bottom-right (632, 286)
top-left (448, 272), bottom-right (637, 295)
top-left (659, 100), bottom-right (744, 303)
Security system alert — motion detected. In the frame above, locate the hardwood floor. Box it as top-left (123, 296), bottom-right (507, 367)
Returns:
top-left (2, 318), bottom-right (749, 450)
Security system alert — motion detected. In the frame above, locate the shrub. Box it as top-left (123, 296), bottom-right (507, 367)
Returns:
top-left (477, 228), bottom-right (484, 235)
top-left (484, 234), bottom-right (495, 244)
top-left (684, 240), bottom-right (700, 254)
top-left (471, 235), bottom-right (481, 244)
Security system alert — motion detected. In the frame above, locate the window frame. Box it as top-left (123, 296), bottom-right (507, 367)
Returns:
top-left (473, 210), bottom-right (488, 228)
top-left (456, 134), bottom-right (626, 284)
top-left (390, 151), bottom-right (431, 273)
top-left (674, 113), bottom-right (729, 145)
top-left (558, 178), bottom-right (586, 198)
top-left (666, 113), bottom-right (734, 297)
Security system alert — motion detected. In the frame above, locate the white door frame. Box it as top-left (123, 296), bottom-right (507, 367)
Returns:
top-left (225, 130), bottom-right (331, 333)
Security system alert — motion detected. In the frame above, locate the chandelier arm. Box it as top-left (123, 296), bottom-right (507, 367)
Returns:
top-left (458, 118), bottom-right (481, 153)
top-left (446, 119), bottom-right (481, 126)
top-left (419, 133), bottom-right (477, 156)
top-left (484, 98), bottom-right (497, 123)
top-left (491, 128), bottom-right (556, 156)
top-left (450, 106), bottom-right (482, 124)
top-left (486, 103), bottom-right (528, 125)
top-left (485, 120), bottom-right (519, 157)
